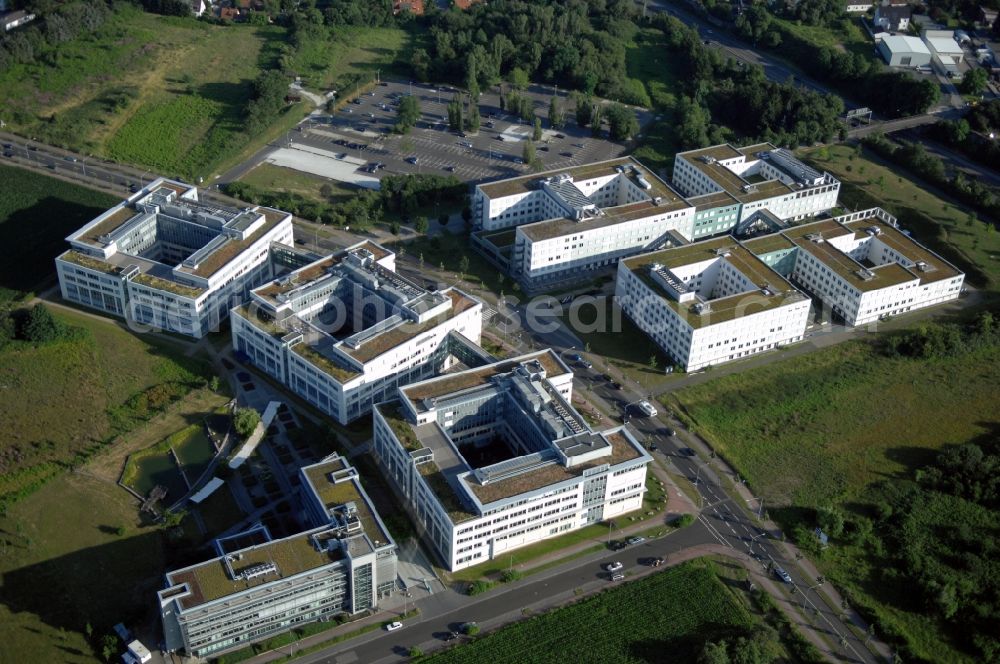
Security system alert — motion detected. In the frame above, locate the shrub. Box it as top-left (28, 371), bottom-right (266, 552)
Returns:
top-left (467, 579), bottom-right (495, 596)
top-left (501, 568), bottom-right (523, 583)
top-left (233, 407), bottom-right (261, 438)
top-left (675, 513), bottom-right (695, 528)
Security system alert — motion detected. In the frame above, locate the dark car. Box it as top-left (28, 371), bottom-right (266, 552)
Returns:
top-left (560, 151), bottom-right (573, 157)
top-left (2, 151), bottom-right (12, 158)
top-left (444, 631), bottom-right (459, 642)
top-left (609, 381), bottom-right (623, 390)
top-left (555, 133), bottom-right (565, 139)
top-left (609, 540), bottom-right (627, 551)
top-left (538, 145), bottom-right (549, 151)
top-left (661, 428), bottom-right (676, 437)
top-left (679, 447), bottom-right (695, 456)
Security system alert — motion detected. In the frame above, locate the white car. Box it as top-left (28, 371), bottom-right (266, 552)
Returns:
top-left (637, 400), bottom-right (657, 417)
top-left (385, 621), bottom-right (403, 632)
top-left (604, 561), bottom-right (623, 572)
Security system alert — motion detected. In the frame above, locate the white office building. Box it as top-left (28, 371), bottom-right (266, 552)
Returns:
top-left (772, 209), bottom-right (964, 326)
top-left (372, 351), bottom-right (651, 571)
top-left (159, 454), bottom-right (397, 658)
top-left (56, 179), bottom-right (294, 337)
top-left (231, 242), bottom-right (483, 424)
top-left (617, 208), bottom-right (965, 370)
top-left (672, 143), bottom-right (840, 227)
top-left (616, 237), bottom-right (812, 371)
top-left (471, 157), bottom-right (697, 291)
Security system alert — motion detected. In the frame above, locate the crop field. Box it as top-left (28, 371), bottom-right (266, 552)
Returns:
top-left (665, 336), bottom-right (1000, 508)
top-left (426, 560), bottom-right (754, 663)
top-left (0, 165), bottom-right (117, 297)
top-left (802, 144), bottom-right (1000, 289)
top-left (0, 307), bottom-right (208, 511)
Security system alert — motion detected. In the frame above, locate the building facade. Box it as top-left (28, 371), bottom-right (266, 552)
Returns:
top-left (616, 237), bottom-right (812, 371)
top-left (232, 242), bottom-right (483, 424)
top-left (372, 351), bottom-right (651, 571)
top-left (56, 179), bottom-right (294, 338)
top-left (616, 208), bottom-right (965, 371)
top-left (159, 455), bottom-right (397, 658)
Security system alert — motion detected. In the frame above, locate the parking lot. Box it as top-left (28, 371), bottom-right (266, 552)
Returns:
top-left (267, 79), bottom-right (655, 187)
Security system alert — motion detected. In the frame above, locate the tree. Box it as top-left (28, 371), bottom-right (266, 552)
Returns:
top-left (465, 97), bottom-right (481, 131)
top-left (817, 505), bottom-right (845, 538)
top-left (590, 104), bottom-right (603, 137)
top-left (699, 641), bottom-right (730, 664)
top-left (575, 94), bottom-right (593, 127)
top-left (414, 216), bottom-right (429, 234)
top-left (209, 376), bottom-right (221, 392)
top-left (961, 68), bottom-right (988, 96)
top-left (459, 255), bottom-right (470, 276)
top-left (532, 117), bottom-right (542, 141)
top-left (462, 205), bottom-right (473, 226)
top-left (648, 354), bottom-right (658, 370)
top-left (523, 140), bottom-right (536, 165)
top-left (233, 407), bottom-right (261, 438)
top-left (508, 66), bottom-right (529, 90)
top-left (395, 95), bottom-right (421, 134)
top-left (438, 213), bottom-right (449, 226)
top-left (466, 52), bottom-right (480, 101)
top-left (447, 95), bottom-right (463, 131)
top-left (605, 103), bottom-right (638, 140)
top-left (412, 48), bottom-right (431, 82)
top-left (100, 634), bottom-right (118, 662)
top-left (22, 304), bottom-right (59, 343)
top-left (548, 96), bottom-right (563, 129)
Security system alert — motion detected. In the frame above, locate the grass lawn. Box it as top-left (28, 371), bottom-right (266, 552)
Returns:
top-left (0, 165), bottom-right (118, 297)
top-left (0, 473), bottom-right (168, 664)
top-left (426, 560), bottom-right (762, 664)
top-left (196, 484), bottom-right (245, 536)
top-left (285, 25), bottom-right (415, 92)
top-left (0, 307), bottom-right (208, 510)
top-left (801, 143), bottom-right (1000, 290)
top-left (239, 163), bottom-right (359, 206)
top-left (560, 296), bottom-right (677, 391)
top-left (391, 232), bottom-right (507, 296)
top-left (665, 330), bottom-right (1000, 662)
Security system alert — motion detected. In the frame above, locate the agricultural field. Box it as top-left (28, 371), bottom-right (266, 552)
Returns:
top-left (802, 144), bottom-right (1000, 290)
top-left (666, 321), bottom-right (1000, 662)
top-left (0, 165), bottom-right (117, 298)
top-left (0, 307), bottom-right (209, 512)
top-left (426, 560), bottom-right (780, 664)
top-left (0, 7), bottom-right (295, 178)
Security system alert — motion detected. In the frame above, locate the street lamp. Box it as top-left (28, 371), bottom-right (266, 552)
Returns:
top-left (746, 496), bottom-right (765, 520)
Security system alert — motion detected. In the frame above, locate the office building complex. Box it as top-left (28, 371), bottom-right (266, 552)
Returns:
top-left (56, 179), bottom-right (294, 337)
top-left (472, 146), bottom-right (839, 292)
top-left (472, 157), bottom-right (696, 291)
top-left (232, 242), bottom-right (483, 424)
top-left (671, 143), bottom-right (840, 228)
top-left (617, 237), bottom-right (812, 372)
top-left (372, 351), bottom-right (651, 571)
top-left (617, 208), bottom-right (964, 370)
top-left (159, 455), bottom-right (397, 658)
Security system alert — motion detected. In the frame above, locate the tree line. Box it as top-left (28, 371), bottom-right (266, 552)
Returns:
top-left (862, 134), bottom-right (1000, 223)
top-left (415, 0), bottom-right (651, 107)
top-left (0, 0), bottom-right (111, 69)
top-left (652, 13), bottom-right (844, 150)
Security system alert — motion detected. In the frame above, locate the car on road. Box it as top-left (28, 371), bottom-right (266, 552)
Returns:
top-left (626, 536), bottom-right (646, 546)
top-left (636, 400), bottom-right (658, 417)
top-left (443, 631), bottom-right (459, 642)
top-left (611, 573), bottom-right (625, 581)
top-left (565, 353), bottom-right (583, 362)
top-left (576, 359), bottom-right (592, 369)
top-left (608, 540), bottom-right (627, 551)
top-left (555, 133), bottom-right (565, 139)
top-left (648, 444), bottom-right (657, 452)
top-left (661, 427), bottom-right (676, 437)
top-left (2, 151), bottom-right (12, 158)
top-left (774, 567), bottom-right (792, 584)
top-left (609, 381), bottom-right (622, 390)
top-left (678, 447), bottom-right (695, 457)
top-left (495, 135), bottom-right (505, 141)
top-left (604, 561), bottom-right (623, 572)
top-left (64, 156), bottom-right (78, 162)
top-left (406, 156), bottom-right (419, 164)
top-left (538, 145), bottom-right (549, 151)
top-left (460, 141), bottom-right (473, 148)
top-left (385, 621), bottom-right (403, 632)
top-left (513, 157), bottom-right (524, 164)
top-left (444, 165), bottom-right (456, 172)
top-left (644, 556), bottom-right (664, 567)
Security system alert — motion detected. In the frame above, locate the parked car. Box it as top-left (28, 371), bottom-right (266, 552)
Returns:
top-left (406, 156), bottom-right (419, 164)
top-left (609, 539), bottom-right (627, 551)
top-left (646, 556), bottom-right (664, 567)
top-left (661, 427), bottom-right (676, 437)
top-left (385, 621), bottom-right (403, 632)
top-left (626, 536), bottom-right (646, 546)
top-left (609, 381), bottom-right (623, 390)
top-left (611, 573), bottom-right (625, 581)
top-left (636, 401), bottom-right (657, 417)
top-left (679, 447), bottom-right (695, 457)
top-left (444, 631), bottom-right (459, 642)
top-left (604, 561), bottom-right (623, 572)
top-left (566, 353), bottom-right (583, 362)
top-left (444, 165), bottom-right (456, 172)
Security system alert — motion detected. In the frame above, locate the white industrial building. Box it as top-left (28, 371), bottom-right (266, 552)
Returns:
top-left (877, 35), bottom-right (933, 68)
top-left (159, 454), bottom-right (397, 658)
top-left (616, 237), bottom-right (812, 371)
top-left (923, 30), bottom-right (966, 78)
top-left (471, 146), bottom-right (839, 292)
top-left (616, 208), bottom-right (965, 370)
top-left (671, 143), bottom-right (841, 227)
top-left (372, 351), bottom-right (651, 571)
top-left (231, 242), bottom-right (484, 424)
top-left (56, 179), bottom-right (294, 338)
